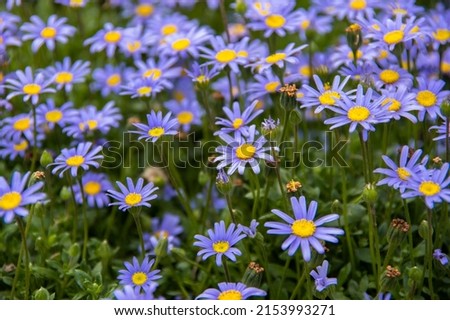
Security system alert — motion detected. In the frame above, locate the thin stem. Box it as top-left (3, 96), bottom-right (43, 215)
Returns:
top-left (11, 231), bottom-right (24, 299)
top-left (341, 168), bottom-right (356, 276)
top-left (276, 257), bottom-right (291, 299)
top-left (225, 193), bottom-right (237, 224)
top-left (225, 69), bottom-right (234, 109)
top-left (30, 104), bottom-right (39, 173)
top-left (358, 131), bottom-right (370, 184)
top-left (223, 258), bottom-right (231, 283)
top-left (77, 178), bottom-right (88, 262)
top-left (270, 142), bottom-right (290, 213)
top-left (66, 174), bottom-right (78, 242)
top-left (290, 259), bottom-right (308, 299)
top-left (426, 208), bottom-right (434, 299)
top-left (368, 203), bottom-right (381, 290)
top-left (131, 209), bottom-right (146, 259)
top-left (16, 218), bottom-right (30, 299)
top-left (219, 0), bottom-right (230, 43)
top-left (403, 199), bottom-right (415, 265)
top-left (446, 117), bottom-right (449, 163)
top-left (251, 170), bottom-right (260, 221)
top-left (367, 205), bottom-right (378, 289)
top-left (200, 89), bottom-right (215, 132)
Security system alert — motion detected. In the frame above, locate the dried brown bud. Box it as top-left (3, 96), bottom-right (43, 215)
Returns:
top-left (279, 83), bottom-right (298, 97)
top-left (286, 179), bottom-right (302, 193)
top-left (385, 265), bottom-right (401, 278)
top-left (391, 218), bottom-right (410, 233)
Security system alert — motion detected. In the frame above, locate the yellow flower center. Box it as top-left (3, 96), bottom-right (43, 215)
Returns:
top-left (131, 272), bottom-right (148, 286)
top-left (416, 90), bottom-right (437, 107)
top-left (79, 120), bottom-right (98, 132)
top-left (265, 14), bottom-right (285, 29)
top-left (171, 38), bottom-right (190, 51)
top-left (0, 191), bottom-right (22, 211)
top-left (410, 25), bottom-right (420, 34)
top-left (70, 0), bottom-right (84, 6)
top-left (396, 167), bottom-right (411, 181)
top-left (135, 4), bottom-right (154, 17)
top-left (383, 30), bottom-right (404, 45)
top-left (347, 49), bottom-right (363, 60)
top-left (254, 1), bottom-right (271, 16)
top-left (264, 81), bottom-right (280, 93)
top-left (174, 91), bottom-right (184, 102)
top-left (84, 181), bottom-right (101, 195)
top-left (291, 219), bottom-right (316, 238)
top-left (162, 24), bottom-right (178, 36)
top-left (218, 290), bottom-right (243, 300)
top-left (55, 72), bottom-right (74, 84)
top-left (104, 31), bottom-right (121, 43)
top-left (143, 68), bottom-right (162, 80)
top-left (350, 0), bottom-right (366, 10)
top-left (236, 143), bottom-right (256, 160)
top-left (13, 118), bottom-right (31, 131)
top-left (348, 106), bottom-right (370, 121)
top-left (45, 110), bottom-right (63, 123)
top-left (215, 49), bottom-right (237, 63)
top-left (237, 50), bottom-right (248, 58)
top-left (66, 155), bottom-right (85, 167)
top-left (0, 36), bottom-right (3, 45)
top-left (419, 181), bottom-right (441, 196)
top-left (124, 192), bottom-right (142, 206)
top-left (379, 69), bottom-right (400, 84)
top-left (177, 111), bottom-right (194, 125)
top-left (382, 98), bottom-right (402, 112)
top-left (106, 74), bottom-right (121, 87)
top-left (212, 241), bottom-right (230, 253)
top-left (299, 65), bottom-right (311, 77)
top-left (0, 72), bottom-right (3, 82)
top-left (23, 83), bottom-right (41, 95)
top-left (40, 27), bottom-right (57, 39)
top-left (232, 118), bottom-right (244, 129)
top-left (319, 91), bottom-right (341, 105)
top-left (371, 23), bottom-right (381, 31)
top-left (137, 86), bottom-right (152, 96)
top-left (148, 127), bottom-right (165, 138)
top-left (433, 28), bottom-right (450, 42)
top-left (393, 8), bottom-right (407, 15)
top-left (378, 50), bottom-right (389, 59)
top-left (265, 53), bottom-right (286, 64)
top-left (441, 62), bottom-right (450, 74)
top-left (126, 40), bottom-right (142, 53)
top-left (13, 140), bottom-right (28, 152)
top-left (300, 19), bottom-right (310, 30)
top-left (196, 75), bottom-right (207, 83)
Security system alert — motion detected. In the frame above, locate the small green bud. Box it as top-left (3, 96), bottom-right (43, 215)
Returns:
top-left (362, 183), bottom-right (378, 204)
top-left (418, 220), bottom-right (432, 240)
top-left (346, 24), bottom-right (363, 54)
top-left (68, 243), bottom-right (80, 258)
top-left (331, 199), bottom-right (342, 214)
top-left (60, 186), bottom-right (71, 201)
top-left (155, 235), bottom-right (169, 258)
top-left (241, 262), bottom-right (264, 288)
top-left (380, 265), bottom-right (401, 291)
top-left (441, 96), bottom-right (450, 118)
top-left (408, 266), bottom-right (422, 282)
top-left (171, 247), bottom-right (186, 258)
top-left (40, 150), bottom-right (53, 168)
top-left (216, 169), bottom-right (232, 195)
top-left (97, 240), bottom-right (112, 260)
top-left (234, 0), bottom-right (247, 14)
top-left (34, 287), bottom-right (51, 300)
top-left (198, 171), bottom-right (209, 186)
top-left (289, 109), bottom-right (303, 125)
top-left (34, 202), bottom-right (45, 218)
top-left (28, 171), bottom-right (45, 186)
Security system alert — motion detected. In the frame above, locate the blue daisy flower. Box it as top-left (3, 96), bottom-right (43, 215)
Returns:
top-left (379, 85), bottom-right (420, 123)
top-left (5, 67), bottom-right (55, 104)
top-left (118, 256), bottom-right (161, 293)
top-left (430, 121), bottom-right (450, 141)
top-left (401, 163), bottom-right (450, 209)
top-left (433, 249), bottom-right (449, 266)
top-left (264, 196), bottom-right (344, 261)
top-left (0, 27), bottom-right (22, 50)
top-left (55, 0), bottom-right (89, 7)
top-left (129, 110), bottom-right (178, 143)
top-left (0, 171), bottom-right (46, 224)
top-left (157, 26), bottom-right (211, 59)
top-left (0, 138), bottom-right (29, 161)
top-left (194, 220), bottom-right (246, 267)
top-left (310, 260), bottom-right (337, 292)
top-left (119, 25), bottom-right (157, 58)
top-left (143, 213), bottom-right (183, 255)
top-left (332, 0), bottom-right (378, 21)
top-left (107, 177), bottom-right (158, 211)
top-left (368, 14), bottom-right (419, 50)
top-left (374, 146), bottom-right (428, 193)
top-left (91, 63), bottom-right (133, 97)
top-left (84, 23), bottom-right (123, 58)
top-left (43, 57), bottom-right (90, 92)
top-left (185, 61), bottom-right (219, 85)
top-left (215, 125), bottom-right (274, 175)
top-left (297, 7), bottom-right (333, 41)
top-left (134, 56), bottom-right (182, 89)
top-left (200, 35), bottom-right (247, 73)
top-left (114, 285), bottom-right (155, 300)
top-left (120, 77), bottom-right (164, 99)
top-left (120, 0), bottom-right (158, 26)
top-left (196, 282), bottom-right (266, 300)
top-left (215, 101), bottom-right (263, 138)
top-left (36, 99), bottom-right (74, 130)
top-left (49, 142), bottom-right (103, 178)
top-left (251, 43), bottom-right (307, 73)
top-left (413, 77), bottom-right (450, 121)
top-left (372, 62), bottom-right (413, 90)
top-left (239, 219), bottom-right (259, 238)
top-left (20, 15), bottom-right (76, 52)
top-left (324, 84), bottom-right (391, 141)
top-left (246, 71), bottom-right (282, 102)
top-left (0, 112), bottom-right (43, 144)
top-left (165, 98), bottom-right (203, 132)
top-left (72, 172), bottom-right (113, 208)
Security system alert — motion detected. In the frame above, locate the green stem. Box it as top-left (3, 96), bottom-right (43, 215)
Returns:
top-left (225, 69), bottom-right (234, 109)
top-left (290, 260), bottom-right (308, 299)
top-left (77, 178), bottom-right (88, 262)
top-left (341, 168), bottom-right (356, 276)
top-left (276, 257), bottom-right (291, 299)
top-left (446, 117), bottom-right (449, 163)
top-left (11, 231), bottom-right (24, 299)
top-left (30, 104), bottom-right (39, 173)
top-left (369, 204), bottom-right (381, 290)
top-left (250, 171), bottom-right (260, 221)
top-left (66, 174), bottom-right (78, 242)
top-left (270, 142), bottom-right (290, 213)
top-left (223, 258), bottom-right (231, 283)
top-left (358, 131), bottom-right (370, 184)
top-left (403, 200), bottom-right (415, 265)
top-left (131, 209), bottom-right (146, 259)
top-left (225, 193), bottom-right (237, 224)
top-left (16, 218), bottom-right (30, 299)
top-left (367, 204), bottom-right (378, 289)
top-left (426, 208), bottom-right (434, 299)
top-left (200, 89), bottom-right (215, 132)
top-left (219, 0), bottom-right (230, 43)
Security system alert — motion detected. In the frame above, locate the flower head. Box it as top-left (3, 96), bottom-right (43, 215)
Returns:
top-left (413, 77), bottom-right (450, 121)
top-left (21, 15), bottom-right (76, 52)
top-left (196, 282), bottom-right (266, 300)
top-left (264, 196), bottom-right (344, 261)
top-left (310, 260), bottom-right (337, 292)
top-left (72, 172), bottom-right (113, 208)
top-left (194, 220), bottom-right (246, 266)
top-left (118, 256), bottom-right (161, 293)
top-left (36, 99), bottom-right (74, 130)
top-left (107, 177), bottom-right (158, 212)
top-left (44, 57), bottom-right (90, 92)
top-left (215, 101), bottom-right (263, 138)
top-left (129, 110), bottom-right (178, 143)
top-left (5, 67), bottom-right (55, 104)
top-left (0, 171), bottom-right (46, 223)
top-left (84, 23), bottom-right (123, 58)
top-left (49, 142), bottom-right (103, 178)
top-left (143, 213), bottom-right (183, 255)
top-left (433, 249), bottom-right (449, 266)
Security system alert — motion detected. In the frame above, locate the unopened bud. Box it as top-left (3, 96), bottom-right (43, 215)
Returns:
top-left (387, 218), bottom-right (410, 243)
top-left (216, 169), bottom-right (232, 195)
top-left (363, 183), bottom-right (378, 204)
top-left (68, 243), bottom-right (80, 258)
top-left (408, 266), bottom-right (422, 282)
top-left (346, 24), bottom-right (362, 53)
top-left (155, 235), bottom-right (169, 258)
top-left (97, 240), bottom-right (112, 260)
top-left (441, 96), bottom-right (450, 118)
top-left (241, 262), bottom-right (265, 287)
top-left (34, 287), bottom-right (51, 300)
top-left (286, 179), bottom-right (302, 193)
top-left (331, 200), bottom-right (342, 214)
top-left (60, 186), bottom-right (71, 201)
top-left (418, 220), bottom-right (432, 240)
top-left (198, 171), bottom-right (209, 186)
top-left (234, 0), bottom-right (247, 15)
top-left (40, 150), bottom-right (53, 168)
top-left (28, 171), bottom-right (45, 186)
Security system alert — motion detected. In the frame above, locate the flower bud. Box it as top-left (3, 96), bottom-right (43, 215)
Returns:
top-left (34, 287), bottom-right (51, 300)
top-left (69, 243), bottom-right (80, 258)
top-left (289, 109), bottom-right (303, 125)
top-left (241, 262), bottom-right (264, 288)
top-left (418, 220), bottom-right (432, 240)
top-left (155, 236), bottom-right (169, 258)
top-left (28, 171), bottom-right (45, 186)
top-left (441, 96), bottom-right (450, 118)
top-left (216, 169), bottom-right (232, 195)
top-left (346, 24), bottom-right (363, 53)
top-left (198, 171), bottom-right (209, 186)
top-left (331, 199), bottom-right (342, 214)
top-left (407, 266), bottom-right (422, 282)
top-left (234, 0), bottom-right (247, 15)
top-left (96, 240), bottom-right (112, 260)
top-left (40, 150), bottom-right (54, 168)
top-left (363, 183), bottom-right (378, 204)
top-left (380, 265), bottom-right (401, 291)
top-left (387, 218), bottom-right (410, 244)
top-left (60, 186), bottom-right (72, 201)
